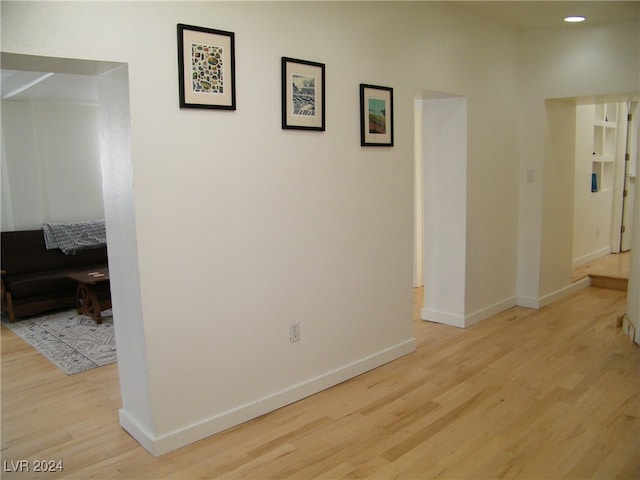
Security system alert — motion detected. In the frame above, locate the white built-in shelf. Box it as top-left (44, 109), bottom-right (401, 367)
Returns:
top-left (591, 103), bottom-right (618, 193)
top-left (594, 120), bottom-right (617, 128)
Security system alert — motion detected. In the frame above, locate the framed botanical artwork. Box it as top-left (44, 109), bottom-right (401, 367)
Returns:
top-left (360, 84), bottom-right (394, 146)
top-left (281, 57), bottom-right (325, 131)
top-left (177, 23), bottom-right (236, 110)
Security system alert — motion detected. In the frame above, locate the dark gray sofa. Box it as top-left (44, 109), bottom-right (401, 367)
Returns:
top-left (1, 229), bottom-right (109, 322)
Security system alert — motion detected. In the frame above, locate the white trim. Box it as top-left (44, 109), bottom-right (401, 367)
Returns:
top-left (464, 296), bottom-right (518, 328)
top-left (572, 247), bottom-right (610, 268)
top-left (1, 124), bottom-right (14, 231)
top-left (539, 279), bottom-right (591, 308)
top-left (422, 297), bottom-right (517, 329)
top-left (413, 98), bottom-right (424, 288)
top-left (518, 277), bottom-right (591, 309)
top-left (119, 339), bottom-right (416, 457)
top-left (517, 295), bottom-right (541, 309)
top-left (421, 308), bottom-right (465, 328)
top-left (118, 409), bottom-right (157, 456)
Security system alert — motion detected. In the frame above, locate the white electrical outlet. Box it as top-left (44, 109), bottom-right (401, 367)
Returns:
top-left (289, 322), bottom-right (301, 343)
top-left (526, 169), bottom-right (535, 183)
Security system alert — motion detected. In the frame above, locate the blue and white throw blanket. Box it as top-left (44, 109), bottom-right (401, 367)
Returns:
top-left (42, 220), bottom-right (107, 255)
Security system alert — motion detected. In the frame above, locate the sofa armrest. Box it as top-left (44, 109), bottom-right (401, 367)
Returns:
top-left (1, 269), bottom-right (16, 322)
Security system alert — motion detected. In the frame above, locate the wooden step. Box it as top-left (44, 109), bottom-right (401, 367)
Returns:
top-left (589, 274), bottom-right (628, 291)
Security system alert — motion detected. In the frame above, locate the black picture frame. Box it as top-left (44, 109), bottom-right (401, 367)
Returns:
top-left (177, 23), bottom-right (236, 110)
top-left (360, 84), bottom-right (394, 146)
top-left (281, 57), bottom-right (325, 131)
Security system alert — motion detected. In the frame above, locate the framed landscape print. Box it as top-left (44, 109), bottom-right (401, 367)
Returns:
top-left (177, 24), bottom-right (236, 110)
top-left (360, 84), bottom-right (394, 146)
top-left (281, 57), bottom-right (325, 131)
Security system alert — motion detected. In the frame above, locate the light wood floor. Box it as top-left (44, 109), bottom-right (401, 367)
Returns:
top-left (572, 251), bottom-right (631, 283)
top-left (2, 286), bottom-right (638, 479)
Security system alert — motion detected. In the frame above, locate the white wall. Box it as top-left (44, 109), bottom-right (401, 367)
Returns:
top-left (3, 1), bottom-right (434, 455)
top-left (421, 96), bottom-right (472, 327)
top-left (96, 64), bottom-right (155, 443)
top-left (417, 7), bottom-right (520, 328)
top-left (1, 101), bottom-right (43, 230)
top-left (573, 104), bottom-right (610, 264)
top-left (420, 88), bottom-right (521, 328)
top-left (628, 168), bottom-right (640, 342)
top-left (518, 20), bottom-right (640, 306)
top-left (627, 101), bottom-right (640, 343)
top-left (1, 99), bottom-right (104, 230)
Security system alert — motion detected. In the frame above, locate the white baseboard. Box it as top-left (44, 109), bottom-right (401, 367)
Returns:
top-left (464, 296), bottom-right (517, 327)
top-left (119, 410), bottom-right (157, 455)
top-left (517, 277), bottom-right (591, 309)
top-left (539, 278), bottom-right (591, 308)
top-left (516, 295), bottom-right (540, 309)
top-left (422, 296), bottom-right (517, 328)
top-left (621, 315), bottom-right (638, 344)
top-left (119, 338), bottom-right (416, 457)
top-left (572, 248), bottom-right (611, 268)
top-left (421, 307), bottom-right (465, 328)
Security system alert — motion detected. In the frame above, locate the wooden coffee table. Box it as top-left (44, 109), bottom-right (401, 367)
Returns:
top-left (67, 268), bottom-right (111, 324)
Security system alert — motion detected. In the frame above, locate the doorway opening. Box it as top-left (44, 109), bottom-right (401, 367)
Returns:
top-left (1, 52), bottom-right (144, 422)
top-left (570, 96), bottom-right (638, 285)
top-left (414, 90), bottom-right (469, 327)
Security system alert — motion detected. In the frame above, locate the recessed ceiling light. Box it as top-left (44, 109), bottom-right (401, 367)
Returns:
top-left (564, 16), bottom-right (586, 23)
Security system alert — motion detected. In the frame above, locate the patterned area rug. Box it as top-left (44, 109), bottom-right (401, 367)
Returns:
top-left (2, 309), bottom-right (117, 375)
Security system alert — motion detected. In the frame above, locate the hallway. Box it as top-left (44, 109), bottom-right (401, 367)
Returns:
top-left (2, 285), bottom-right (638, 478)
top-left (572, 251), bottom-right (631, 284)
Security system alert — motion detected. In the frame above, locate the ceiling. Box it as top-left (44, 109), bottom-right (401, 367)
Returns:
top-left (1, 70), bottom-right (98, 104)
top-left (458, 1), bottom-right (639, 29)
top-left (1, 1), bottom-right (639, 103)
